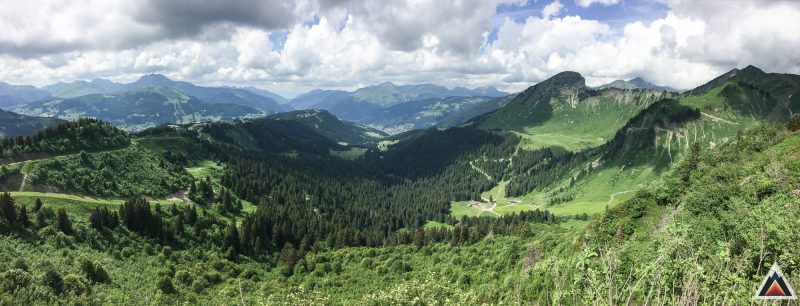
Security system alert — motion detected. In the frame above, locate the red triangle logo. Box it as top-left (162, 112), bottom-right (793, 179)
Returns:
top-left (754, 263), bottom-right (797, 300)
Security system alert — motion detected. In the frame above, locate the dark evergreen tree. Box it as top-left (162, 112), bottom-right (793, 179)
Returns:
top-left (33, 198), bottom-right (43, 212)
top-left (55, 208), bottom-right (72, 234)
top-left (17, 205), bottom-right (30, 228)
top-left (223, 219), bottom-right (241, 254)
top-left (0, 192), bottom-right (16, 225)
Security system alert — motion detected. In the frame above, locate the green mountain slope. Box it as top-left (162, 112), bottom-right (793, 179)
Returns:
top-left (459, 66), bottom-right (797, 218)
top-left (680, 65), bottom-right (800, 121)
top-left (477, 71), bottom-right (673, 151)
top-left (201, 118), bottom-right (346, 156)
top-left (362, 96), bottom-right (500, 133)
top-left (0, 109), bottom-right (64, 138)
top-left (268, 109), bottom-right (386, 146)
top-left (350, 82), bottom-right (507, 107)
top-left (16, 87), bottom-right (264, 131)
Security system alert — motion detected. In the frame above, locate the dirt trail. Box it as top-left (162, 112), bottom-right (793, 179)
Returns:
top-left (469, 161), bottom-right (492, 181)
top-left (165, 189), bottom-right (192, 203)
top-left (607, 190), bottom-right (634, 206)
top-left (701, 112), bottom-right (738, 125)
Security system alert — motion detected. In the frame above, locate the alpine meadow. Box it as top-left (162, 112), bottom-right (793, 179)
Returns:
top-left (1, 0), bottom-right (800, 305)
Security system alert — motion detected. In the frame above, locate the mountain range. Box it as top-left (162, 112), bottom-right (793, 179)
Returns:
top-left (286, 82), bottom-right (510, 133)
top-left (42, 74), bottom-right (291, 113)
top-left (0, 82), bottom-right (53, 109)
top-left (16, 87), bottom-right (265, 131)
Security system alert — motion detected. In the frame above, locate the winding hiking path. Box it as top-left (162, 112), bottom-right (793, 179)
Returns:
top-left (469, 160), bottom-right (492, 181)
top-left (701, 112), bottom-right (738, 125)
top-left (607, 190), bottom-right (634, 206)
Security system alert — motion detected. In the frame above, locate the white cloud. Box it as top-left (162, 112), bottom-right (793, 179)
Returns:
top-left (541, 0), bottom-right (564, 19)
top-left (0, 0), bottom-right (798, 95)
top-left (575, 0), bottom-right (620, 8)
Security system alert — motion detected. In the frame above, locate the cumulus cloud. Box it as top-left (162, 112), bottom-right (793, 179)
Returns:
top-left (541, 0), bottom-right (564, 19)
top-left (0, 0), bottom-right (798, 95)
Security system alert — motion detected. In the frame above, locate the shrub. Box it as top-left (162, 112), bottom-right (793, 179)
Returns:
top-left (174, 270), bottom-right (193, 286)
top-left (11, 258), bottom-right (28, 271)
top-left (40, 265), bottom-right (63, 293)
top-left (191, 279), bottom-right (208, 293)
top-left (79, 258), bottom-right (111, 284)
top-left (2, 269), bottom-right (31, 291)
top-left (157, 276), bottom-right (176, 294)
top-left (788, 115), bottom-right (800, 131)
top-left (62, 274), bottom-right (91, 297)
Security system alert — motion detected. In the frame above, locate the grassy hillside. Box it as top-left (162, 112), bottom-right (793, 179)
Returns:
top-left (478, 72), bottom-right (673, 151)
top-left (22, 145), bottom-right (192, 198)
top-left (458, 67), bottom-right (799, 221)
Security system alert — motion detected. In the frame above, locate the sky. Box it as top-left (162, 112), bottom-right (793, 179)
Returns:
top-left (0, 0), bottom-right (799, 98)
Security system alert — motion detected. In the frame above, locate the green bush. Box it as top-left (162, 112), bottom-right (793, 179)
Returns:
top-left (174, 270), bottom-right (193, 286)
top-left (78, 258), bottom-right (111, 284)
top-left (62, 274), bottom-right (91, 297)
top-left (2, 269), bottom-right (31, 291)
top-left (39, 264), bottom-right (63, 293)
top-left (157, 276), bottom-right (176, 294)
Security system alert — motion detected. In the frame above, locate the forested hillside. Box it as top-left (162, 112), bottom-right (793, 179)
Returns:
top-left (0, 67), bottom-right (798, 304)
top-left (0, 119), bottom-right (128, 160)
top-left (0, 109), bottom-right (64, 138)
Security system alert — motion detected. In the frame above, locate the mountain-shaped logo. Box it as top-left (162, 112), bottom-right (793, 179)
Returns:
top-left (753, 263), bottom-right (796, 300)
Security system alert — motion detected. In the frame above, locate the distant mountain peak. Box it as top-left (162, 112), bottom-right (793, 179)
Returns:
top-left (539, 71), bottom-right (585, 89)
top-left (135, 74), bottom-right (173, 85)
top-left (597, 76), bottom-right (676, 92)
top-left (376, 81), bottom-right (396, 87)
top-left (740, 65), bottom-right (766, 78)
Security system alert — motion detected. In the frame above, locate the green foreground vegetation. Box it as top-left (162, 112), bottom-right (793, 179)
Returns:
top-left (0, 66), bottom-right (798, 304)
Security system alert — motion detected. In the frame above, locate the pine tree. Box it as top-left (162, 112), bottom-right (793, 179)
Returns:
top-left (413, 228), bottom-right (425, 250)
top-left (17, 205), bottom-right (30, 227)
top-left (679, 142), bottom-right (701, 184)
top-left (186, 204), bottom-right (197, 225)
top-left (173, 214), bottom-right (184, 235)
top-left (221, 191), bottom-right (232, 213)
top-left (33, 198), bottom-right (43, 212)
top-left (55, 208), bottom-right (73, 234)
top-left (279, 243), bottom-right (298, 269)
top-left (223, 219), bottom-right (240, 254)
top-left (0, 192), bottom-right (16, 224)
